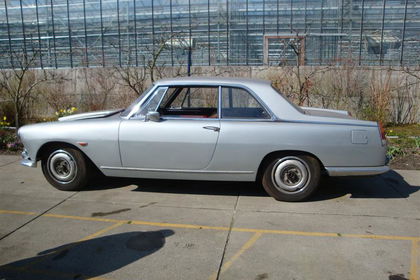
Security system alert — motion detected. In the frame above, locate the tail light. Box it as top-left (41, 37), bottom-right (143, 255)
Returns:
top-left (378, 122), bottom-right (386, 140)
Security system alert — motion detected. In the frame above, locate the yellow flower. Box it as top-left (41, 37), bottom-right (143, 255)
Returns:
top-left (71, 107), bottom-right (77, 111)
top-left (3, 116), bottom-right (6, 121)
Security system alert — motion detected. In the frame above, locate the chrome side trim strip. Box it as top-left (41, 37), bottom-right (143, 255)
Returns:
top-left (278, 119), bottom-right (377, 127)
top-left (100, 166), bottom-right (254, 174)
top-left (325, 166), bottom-right (390, 176)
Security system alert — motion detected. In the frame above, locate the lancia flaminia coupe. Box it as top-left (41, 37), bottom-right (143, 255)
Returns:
top-left (18, 77), bottom-right (389, 201)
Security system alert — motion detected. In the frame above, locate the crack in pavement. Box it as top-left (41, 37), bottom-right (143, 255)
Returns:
top-left (214, 192), bottom-right (240, 280)
top-left (0, 157), bottom-right (20, 168)
top-left (0, 192), bottom-right (79, 241)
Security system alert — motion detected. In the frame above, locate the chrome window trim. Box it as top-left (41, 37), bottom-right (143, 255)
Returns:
top-left (100, 166), bottom-right (254, 174)
top-left (218, 86), bottom-right (222, 120)
top-left (125, 84), bottom-right (159, 119)
top-left (277, 119), bottom-right (377, 127)
top-left (128, 86), bottom-right (169, 120)
top-left (218, 118), bottom-right (276, 122)
top-left (159, 117), bottom-right (220, 121)
top-left (124, 83), bottom-right (278, 121)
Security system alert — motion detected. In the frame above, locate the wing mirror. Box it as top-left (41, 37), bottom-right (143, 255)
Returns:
top-left (145, 111), bottom-right (160, 122)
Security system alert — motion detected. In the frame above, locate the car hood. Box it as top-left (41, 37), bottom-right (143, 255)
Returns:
top-left (301, 106), bottom-right (353, 120)
top-left (58, 109), bottom-right (123, 121)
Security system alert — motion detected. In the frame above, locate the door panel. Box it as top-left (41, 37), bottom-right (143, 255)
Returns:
top-left (119, 119), bottom-right (220, 170)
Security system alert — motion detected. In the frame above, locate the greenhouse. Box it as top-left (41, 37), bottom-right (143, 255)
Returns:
top-left (0, 0), bottom-right (419, 69)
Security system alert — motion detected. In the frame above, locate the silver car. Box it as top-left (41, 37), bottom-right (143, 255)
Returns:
top-left (18, 77), bottom-right (389, 201)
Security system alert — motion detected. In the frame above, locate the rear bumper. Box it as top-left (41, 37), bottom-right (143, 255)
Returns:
top-left (21, 149), bottom-right (37, 168)
top-left (325, 165), bottom-right (390, 176)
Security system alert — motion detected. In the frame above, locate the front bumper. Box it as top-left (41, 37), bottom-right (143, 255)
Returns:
top-left (21, 149), bottom-right (37, 168)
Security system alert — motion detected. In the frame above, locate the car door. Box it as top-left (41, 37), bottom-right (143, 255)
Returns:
top-left (119, 86), bottom-right (220, 170)
top-left (210, 86), bottom-right (273, 172)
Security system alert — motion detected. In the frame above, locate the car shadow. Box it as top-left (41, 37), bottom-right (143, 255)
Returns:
top-left (87, 177), bottom-right (266, 197)
top-left (308, 170), bottom-right (420, 202)
top-left (0, 230), bottom-right (174, 280)
top-left (85, 170), bottom-right (419, 201)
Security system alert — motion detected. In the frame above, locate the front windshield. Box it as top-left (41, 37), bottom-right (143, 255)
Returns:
top-left (271, 85), bottom-right (305, 114)
top-left (120, 85), bottom-right (154, 117)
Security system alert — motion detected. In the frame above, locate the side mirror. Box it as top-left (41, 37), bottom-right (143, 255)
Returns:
top-left (145, 111), bottom-right (160, 122)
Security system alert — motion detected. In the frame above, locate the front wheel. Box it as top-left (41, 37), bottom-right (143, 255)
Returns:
top-left (261, 155), bottom-right (321, 202)
top-left (41, 147), bottom-right (90, 191)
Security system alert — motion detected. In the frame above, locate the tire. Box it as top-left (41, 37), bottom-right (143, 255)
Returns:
top-left (41, 147), bottom-right (90, 191)
top-left (261, 155), bottom-right (321, 202)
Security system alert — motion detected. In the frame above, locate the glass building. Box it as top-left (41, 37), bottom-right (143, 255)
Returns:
top-left (0, 0), bottom-right (419, 69)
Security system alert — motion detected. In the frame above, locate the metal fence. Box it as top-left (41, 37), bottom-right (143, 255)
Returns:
top-left (1, 0), bottom-right (419, 69)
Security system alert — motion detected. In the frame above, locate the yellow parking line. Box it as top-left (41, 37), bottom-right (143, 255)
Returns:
top-left (78, 221), bottom-right (126, 241)
top-left (411, 239), bottom-right (419, 280)
top-left (209, 232), bottom-right (262, 280)
top-left (232, 227), bottom-right (417, 241)
top-left (130, 220), bottom-right (230, 231)
top-left (0, 209), bottom-right (418, 241)
top-left (0, 209), bottom-right (36, 215)
top-left (43, 213), bottom-right (419, 241)
top-left (44, 213), bottom-right (126, 223)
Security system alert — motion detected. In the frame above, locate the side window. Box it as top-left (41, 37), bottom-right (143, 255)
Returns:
top-left (159, 87), bottom-right (219, 118)
top-left (134, 87), bottom-right (168, 118)
top-left (221, 87), bottom-right (270, 119)
top-left (163, 87), bottom-right (218, 109)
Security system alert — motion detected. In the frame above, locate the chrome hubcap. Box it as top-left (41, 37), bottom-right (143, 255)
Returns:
top-left (272, 157), bottom-right (310, 192)
top-left (48, 150), bottom-right (77, 183)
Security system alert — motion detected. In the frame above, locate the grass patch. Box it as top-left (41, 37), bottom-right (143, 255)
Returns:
top-left (385, 124), bottom-right (419, 168)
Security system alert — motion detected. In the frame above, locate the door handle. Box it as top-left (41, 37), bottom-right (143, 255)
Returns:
top-left (203, 126), bottom-right (220, 132)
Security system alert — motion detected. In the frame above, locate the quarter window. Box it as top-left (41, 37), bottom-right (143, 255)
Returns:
top-left (221, 87), bottom-right (270, 119)
top-left (134, 87), bottom-right (168, 118)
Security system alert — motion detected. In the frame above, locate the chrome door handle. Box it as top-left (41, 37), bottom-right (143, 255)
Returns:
top-left (203, 126), bottom-right (220, 132)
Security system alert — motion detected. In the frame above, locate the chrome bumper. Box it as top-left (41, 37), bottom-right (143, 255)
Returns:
top-left (325, 165), bottom-right (390, 176)
top-left (21, 149), bottom-right (37, 168)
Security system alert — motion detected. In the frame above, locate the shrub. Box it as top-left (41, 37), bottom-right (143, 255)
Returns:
top-left (55, 107), bottom-right (78, 118)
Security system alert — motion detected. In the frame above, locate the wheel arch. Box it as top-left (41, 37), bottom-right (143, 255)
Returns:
top-left (256, 150), bottom-right (325, 182)
top-left (36, 141), bottom-right (103, 175)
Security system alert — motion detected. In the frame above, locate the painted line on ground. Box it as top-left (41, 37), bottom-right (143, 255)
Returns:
top-left (0, 209), bottom-right (418, 241)
top-left (0, 210), bottom-right (36, 216)
top-left (209, 232), bottom-right (262, 280)
top-left (411, 239), bottom-right (419, 280)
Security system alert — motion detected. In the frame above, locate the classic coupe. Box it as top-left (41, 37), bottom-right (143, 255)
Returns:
top-left (18, 77), bottom-right (389, 201)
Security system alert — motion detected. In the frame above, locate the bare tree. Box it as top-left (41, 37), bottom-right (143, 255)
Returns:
top-left (83, 68), bottom-right (117, 110)
top-left (113, 25), bottom-right (187, 96)
top-left (0, 50), bottom-right (52, 129)
top-left (113, 64), bottom-right (148, 97)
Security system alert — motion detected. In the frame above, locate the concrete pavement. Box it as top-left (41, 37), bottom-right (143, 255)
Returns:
top-left (0, 155), bottom-right (419, 280)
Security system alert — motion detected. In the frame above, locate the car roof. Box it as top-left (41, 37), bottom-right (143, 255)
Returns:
top-left (154, 77), bottom-right (272, 87)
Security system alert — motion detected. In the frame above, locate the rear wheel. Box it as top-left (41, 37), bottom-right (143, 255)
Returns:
top-left (261, 155), bottom-right (321, 202)
top-left (41, 147), bottom-right (90, 191)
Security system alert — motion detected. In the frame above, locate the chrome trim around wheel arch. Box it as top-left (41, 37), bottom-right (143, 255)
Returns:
top-left (100, 166), bottom-right (254, 174)
top-left (325, 166), bottom-right (390, 176)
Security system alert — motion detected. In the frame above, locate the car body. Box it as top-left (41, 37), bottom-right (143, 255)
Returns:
top-left (18, 77), bottom-right (389, 201)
